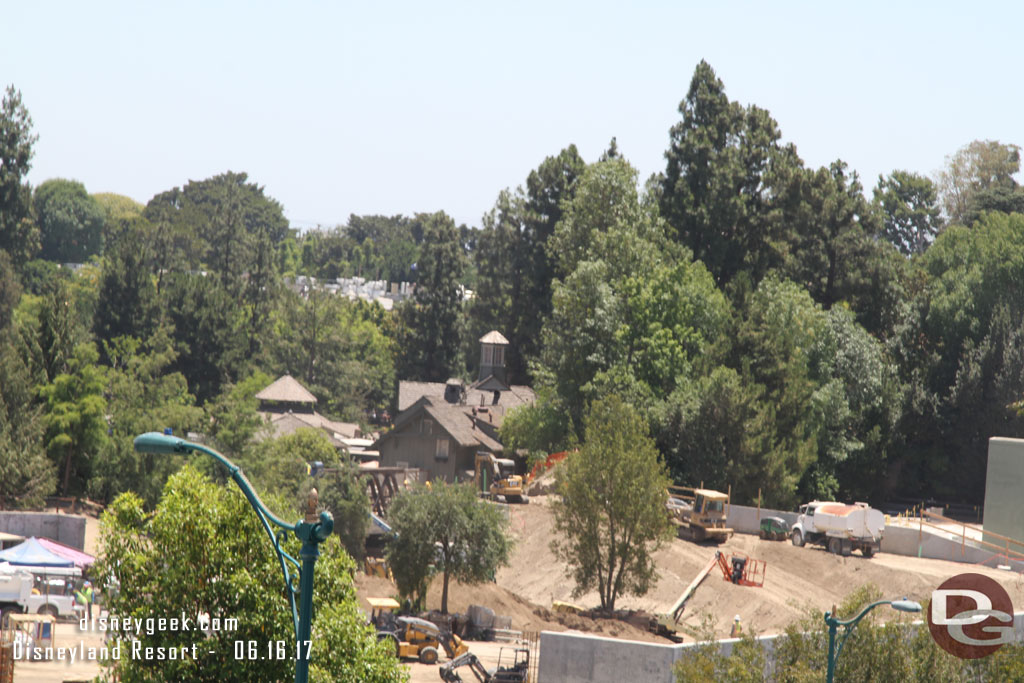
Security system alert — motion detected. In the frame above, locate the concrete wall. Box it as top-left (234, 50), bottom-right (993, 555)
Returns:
top-left (984, 438), bottom-right (1024, 550)
top-left (540, 613), bottom-right (1024, 682)
top-left (726, 504), bottom-right (798, 534)
top-left (538, 631), bottom-right (685, 683)
top-left (0, 512), bottom-right (86, 550)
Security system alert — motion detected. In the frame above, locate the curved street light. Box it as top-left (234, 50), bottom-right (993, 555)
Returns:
top-left (134, 431), bottom-right (333, 683)
top-left (825, 597), bottom-right (922, 682)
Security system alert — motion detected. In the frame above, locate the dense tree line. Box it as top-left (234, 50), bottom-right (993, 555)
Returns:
top-left (1, 60), bottom-right (1023, 512)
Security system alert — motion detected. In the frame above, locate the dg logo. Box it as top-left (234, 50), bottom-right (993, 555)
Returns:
top-left (928, 573), bottom-right (1015, 659)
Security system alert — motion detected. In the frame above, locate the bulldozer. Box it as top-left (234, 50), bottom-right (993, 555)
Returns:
top-left (475, 452), bottom-right (528, 504)
top-left (439, 646), bottom-right (530, 682)
top-left (666, 486), bottom-right (733, 542)
top-left (369, 597), bottom-right (469, 665)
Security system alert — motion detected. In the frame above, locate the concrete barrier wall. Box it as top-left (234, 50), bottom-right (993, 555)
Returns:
top-left (0, 512), bottom-right (86, 550)
top-left (726, 504), bottom-right (798, 534)
top-left (540, 613), bottom-right (1024, 682)
top-left (538, 631), bottom-right (685, 683)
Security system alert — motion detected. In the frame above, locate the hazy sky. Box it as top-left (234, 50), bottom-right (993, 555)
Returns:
top-left (4, 1), bottom-right (1021, 231)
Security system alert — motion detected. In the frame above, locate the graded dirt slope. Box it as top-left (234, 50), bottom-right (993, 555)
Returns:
top-left (495, 495), bottom-right (1024, 639)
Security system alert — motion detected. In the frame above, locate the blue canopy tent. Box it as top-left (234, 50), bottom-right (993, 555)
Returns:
top-left (0, 537), bottom-right (75, 567)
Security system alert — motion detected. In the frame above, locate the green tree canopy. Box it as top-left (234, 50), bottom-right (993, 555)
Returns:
top-left (0, 85), bottom-right (39, 265)
top-left (395, 211), bottom-right (465, 382)
top-left (33, 178), bottom-right (105, 263)
top-left (386, 481), bottom-right (511, 614)
top-left (937, 139), bottom-right (1021, 226)
top-left (874, 170), bottom-right (943, 256)
top-left (95, 466), bottom-right (405, 682)
top-left (550, 395), bottom-right (673, 611)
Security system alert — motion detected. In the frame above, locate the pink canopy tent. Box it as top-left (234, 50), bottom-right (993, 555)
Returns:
top-left (35, 537), bottom-right (95, 569)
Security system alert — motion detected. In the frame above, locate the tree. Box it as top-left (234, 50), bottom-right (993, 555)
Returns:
top-left (386, 482), bottom-right (511, 614)
top-left (0, 329), bottom-right (55, 508)
top-left (937, 139), bottom-right (1021, 226)
top-left (89, 332), bottom-right (205, 506)
top-left (93, 220), bottom-right (160, 350)
top-left (270, 290), bottom-right (395, 420)
top-left (784, 160), bottom-right (880, 310)
top-left (312, 458), bottom-right (371, 563)
top-left (874, 170), bottom-right (943, 256)
top-left (33, 178), bottom-right (105, 263)
top-left (550, 395), bottom-right (673, 611)
top-left (658, 61), bottom-right (799, 286)
top-left (0, 85), bottom-right (39, 265)
top-left (94, 466), bottom-right (406, 682)
top-left (395, 212), bottom-right (465, 382)
top-left (39, 342), bottom-right (108, 497)
top-left (162, 273), bottom-right (246, 404)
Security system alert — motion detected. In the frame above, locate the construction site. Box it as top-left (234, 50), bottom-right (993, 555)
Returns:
top-left (351, 462), bottom-right (1024, 683)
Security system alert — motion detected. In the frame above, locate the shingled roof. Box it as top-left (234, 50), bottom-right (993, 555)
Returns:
top-left (255, 375), bottom-right (318, 405)
top-left (397, 380), bottom-right (536, 412)
top-left (378, 397), bottom-right (504, 453)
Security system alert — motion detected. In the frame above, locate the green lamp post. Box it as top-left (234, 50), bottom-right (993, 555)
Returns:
top-left (824, 597), bottom-right (922, 682)
top-left (134, 431), bottom-right (333, 683)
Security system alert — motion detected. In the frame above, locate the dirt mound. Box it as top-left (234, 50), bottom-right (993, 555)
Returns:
top-left (497, 494), bottom-right (1024, 639)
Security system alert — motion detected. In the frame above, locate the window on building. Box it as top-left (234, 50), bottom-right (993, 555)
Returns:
top-left (435, 439), bottom-right (449, 460)
top-left (421, 419), bottom-right (434, 435)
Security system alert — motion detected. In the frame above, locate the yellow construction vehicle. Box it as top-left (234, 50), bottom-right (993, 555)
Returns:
top-left (368, 597), bottom-right (468, 665)
top-left (667, 486), bottom-right (733, 542)
top-left (475, 452), bottom-right (528, 504)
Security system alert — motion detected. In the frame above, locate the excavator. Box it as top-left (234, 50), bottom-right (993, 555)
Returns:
top-left (474, 453), bottom-right (528, 504)
top-left (369, 597), bottom-right (469, 664)
top-left (439, 646), bottom-right (530, 682)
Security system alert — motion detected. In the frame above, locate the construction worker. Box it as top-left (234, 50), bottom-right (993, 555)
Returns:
top-left (730, 614), bottom-right (742, 638)
top-left (75, 581), bottom-right (94, 619)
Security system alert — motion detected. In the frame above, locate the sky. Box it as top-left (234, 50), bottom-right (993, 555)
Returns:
top-left (3, 1), bottom-right (1022, 231)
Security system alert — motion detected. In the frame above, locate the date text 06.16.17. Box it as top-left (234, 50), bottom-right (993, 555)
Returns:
top-left (233, 640), bottom-right (312, 661)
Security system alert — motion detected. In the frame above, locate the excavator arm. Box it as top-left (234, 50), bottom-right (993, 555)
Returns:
top-left (439, 652), bottom-right (491, 682)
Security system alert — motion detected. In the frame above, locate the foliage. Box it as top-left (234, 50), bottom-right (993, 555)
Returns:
top-left (244, 428), bottom-right (370, 562)
top-left (204, 371), bottom-right (272, 460)
top-left (310, 457), bottom-right (371, 563)
top-left (89, 332), bottom-right (204, 506)
top-left (874, 170), bottom-right (943, 256)
top-left (33, 178), bottom-right (105, 263)
top-left (658, 61), bottom-right (798, 286)
top-left (162, 273), bottom-right (246, 404)
top-left (385, 481), bottom-right (511, 614)
top-left (39, 342), bottom-right (108, 496)
top-left (550, 395), bottom-right (673, 611)
top-left (0, 85), bottom-right (39, 265)
top-left (0, 328), bottom-right (54, 508)
top-left (499, 386), bottom-right (575, 462)
top-left (269, 290), bottom-right (394, 419)
top-left (395, 211), bottom-right (465, 382)
top-left (93, 221), bottom-right (160, 350)
top-left (94, 466), bottom-right (406, 683)
top-left (676, 582), bottom-right (1024, 682)
top-left (937, 139), bottom-right (1021, 226)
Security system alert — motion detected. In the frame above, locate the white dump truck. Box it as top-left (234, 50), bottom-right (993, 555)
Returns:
top-left (790, 501), bottom-right (883, 557)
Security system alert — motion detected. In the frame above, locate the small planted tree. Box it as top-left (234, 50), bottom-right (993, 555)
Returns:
top-left (551, 394), bottom-right (673, 611)
top-left (386, 481), bottom-right (511, 614)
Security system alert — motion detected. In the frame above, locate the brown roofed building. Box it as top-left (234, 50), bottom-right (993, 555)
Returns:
top-left (376, 331), bottom-right (535, 481)
top-left (255, 375), bottom-right (363, 450)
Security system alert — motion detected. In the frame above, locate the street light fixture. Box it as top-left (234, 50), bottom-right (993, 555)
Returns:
top-left (134, 431), bottom-right (333, 683)
top-left (824, 597), bottom-right (922, 683)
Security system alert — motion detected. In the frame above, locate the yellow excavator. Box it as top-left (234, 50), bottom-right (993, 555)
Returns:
top-left (369, 597), bottom-right (469, 665)
top-left (439, 646), bottom-right (530, 682)
top-left (475, 453), bottom-right (528, 504)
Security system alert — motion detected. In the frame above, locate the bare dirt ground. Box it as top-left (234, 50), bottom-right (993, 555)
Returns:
top-left (495, 495), bottom-right (1024, 639)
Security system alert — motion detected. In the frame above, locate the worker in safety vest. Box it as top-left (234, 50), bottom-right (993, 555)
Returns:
top-left (731, 614), bottom-right (742, 638)
top-left (75, 581), bottom-right (94, 618)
